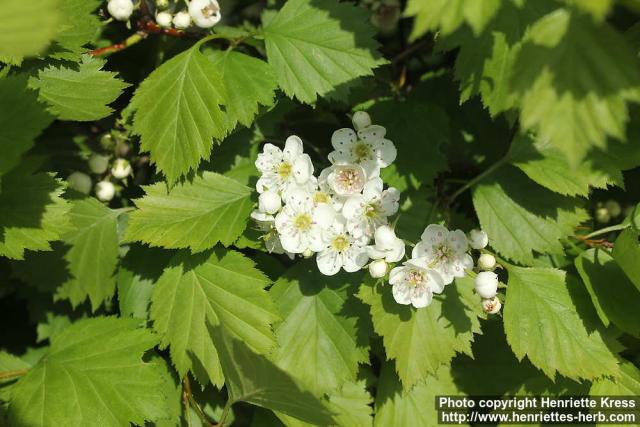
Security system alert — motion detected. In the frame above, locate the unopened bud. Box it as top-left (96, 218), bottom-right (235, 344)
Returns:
top-left (477, 253), bottom-right (496, 271)
top-left (95, 180), bottom-right (116, 202)
top-left (369, 259), bottom-right (388, 278)
top-left (352, 111), bottom-right (372, 131)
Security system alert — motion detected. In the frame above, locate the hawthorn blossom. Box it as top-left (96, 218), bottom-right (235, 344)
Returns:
top-left (256, 136), bottom-right (314, 199)
top-left (366, 225), bottom-right (405, 263)
top-left (389, 261), bottom-right (445, 308)
top-left (342, 178), bottom-right (400, 239)
top-left (315, 216), bottom-right (369, 276)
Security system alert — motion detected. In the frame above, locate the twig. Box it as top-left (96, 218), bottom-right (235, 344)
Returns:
top-left (183, 376), bottom-right (215, 427)
top-left (391, 38), bottom-right (433, 65)
top-left (0, 368), bottom-right (29, 380)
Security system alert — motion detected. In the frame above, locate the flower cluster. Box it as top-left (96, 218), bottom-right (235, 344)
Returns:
top-left (107, 0), bottom-right (222, 29)
top-left (251, 112), bottom-right (400, 276)
top-left (251, 112), bottom-right (503, 312)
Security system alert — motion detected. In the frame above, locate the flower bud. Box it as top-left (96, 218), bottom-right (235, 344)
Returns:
top-left (302, 248), bottom-right (314, 258)
top-left (468, 229), bottom-right (488, 249)
top-left (108, 0), bottom-right (134, 21)
top-left (156, 11), bottom-right (173, 28)
top-left (156, 0), bottom-right (169, 9)
top-left (67, 172), bottom-right (92, 195)
top-left (100, 133), bottom-right (115, 150)
top-left (258, 191), bottom-right (281, 214)
top-left (88, 154), bottom-right (110, 174)
top-left (477, 253), bottom-right (496, 271)
top-left (95, 181), bottom-right (116, 202)
top-left (369, 259), bottom-right (388, 278)
top-left (352, 111), bottom-right (372, 131)
top-left (111, 158), bottom-right (132, 179)
top-left (482, 296), bottom-right (502, 314)
top-left (173, 11), bottom-right (191, 29)
top-left (595, 207), bottom-right (610, 224)
top-left (605, 200), bottom-right (621, 218)
top-left (475, 271), bottom-right (498, 299)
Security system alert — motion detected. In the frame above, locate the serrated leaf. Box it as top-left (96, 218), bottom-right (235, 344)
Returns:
top-left (591, 361), bottom-right (640, 395)
top-left (270, 261), bottom-right (369, 394)
top-left (263, 0), bottom-right (382, 104)
top-left (612, 229), bottom-right (640, 293)
top-left (509, 9), bottom-right (640, 166)
top-left (561, 0), bottom-right (613, 21)
top-left (126, 172), bottom-right (252, 251)
top-left (150, 248), bottom-right (279, 386)
top-left (472, 166), bottom-right (588, 264)
top-left (504, 265), bottom-right (619, 380)
top-left (55, 198), bottom-right (120, 311)
top-left (0, 0), bottom-right (60, 60)
top-left (51, 0), bottom-right (101, 59)
top-left (208, 51), bottom-right (277, 128)
top-left (0, 170), bottom-right (70, 260)
top-left (0, 75), bottom-right (53, 176)
top-left (7, 317), bottom-right (171, 427)
top-left (405, 0), bottom-right (502, 40)
top-left (29, 55), bottom-right (129, 121)
top-left (130, 43), bottom-right (230, 183)
top-left (575, 248), bottom-right (640, 337)
top-left (0, 352), bottom-right (31, 404)
top-left (374, 363), bottom-right (460, 426)
top-left (212, 328), bottom-right (335, 425)
top-left (358, 278), bottom-right (481, 389)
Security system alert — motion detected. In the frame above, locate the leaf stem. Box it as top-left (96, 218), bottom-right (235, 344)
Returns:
top-left (582, 223), bottom-right (628, 239)
top-left (215, 402), bottom-right (232, 427)
top-left (183, 376), bottom-right (215, 427)
top-left (0, 368), bottom-right (29, 380)
top-left (447, 156), bottom-right (508, 204)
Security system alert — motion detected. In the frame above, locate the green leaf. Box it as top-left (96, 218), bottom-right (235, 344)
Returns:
top-left (591, 361), bottom-right (640, 395)
top-left (212, 328), bottom-right (335, 425)
top-left (374, 363), bottom-right (460, 426)
top-left (130, 43), bottom-right (230, 183)
top-left (0, 0), bottom-right (60, 60)
top-left (208, 51), bottom-right (277, 128)
top-left (405, 0), bottom-right (502, 40)
top-left (503, 265), bottom-right (619, 380)
top-left (126, 172), bottom-right (252, 252)
top-left (0, 75), bottom-right (53, 176)
top-left (53, 198), bottom-right (120, 311)
top-left (575, 248), bottom-right (640, 337)
top-left (472, 166), bottom-right (588, 264)
top-left (509, 133), bottom-right (640, 196)
top-left (8, 317), bottom-right (171, 426)
top-left (612, 229), bottom-right (640, 292)
top-left (358, 278), bottom-right (482, 389)
top-left (561, 0), bottom-right (613, 21)
top-left (0, 170), bottom-right (71, 260)
top-left (29, 55), bottom-right (129, 121)
top-left (509, 9), bottom-right (640, 166)
top-left (0, 352), bottom-right (30, 404)
top-left (150, 249), bottom-right (279, 386)
top-left (263, 0), bottom-right (382, 104)
top-left (51, 0), bottom-right (101, 59)
top-left (270, 261), bottom-right (369, 394)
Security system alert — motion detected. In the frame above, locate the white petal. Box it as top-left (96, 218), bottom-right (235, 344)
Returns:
top-left (360, 160), bottom-right (381, 180)
top-left (448, 229), bottom-right (469, 253)
top-left (411, 241), bottom-right (432, 259)
top-left (331, 128), bottom-right (357, 150)
top-left (421, 224), bottom-right (448, 245)
top-left (317, 250), bottom-right (342, 276)
top-left (293, 154), bottom-right (314, 184)
top-left (258, 191), bottom-right (281, 214)
top-left (342, 196), bottom-right (365, 220)
top-left (358, 124), bottom-right (387, 140)
top-left (313, 204), bottom-right (336, 228)
top-left (392, 283), bottom-right (412, 305)
top-left (283, 135), bottom-right (303, 158)
top-left (366, 246), bottom-right (387, 260)
top-left (280, 232), bottom-right (305, 253)
top-left (363, 177), bottom-right (383, 200)
top-left (285, 188), bottom-right (313, 210)
top-left (343, 246), bottom-right (369, 272)
top-left (388, 266), bottom-right (406, 285)
top-left (410, 286), bottom-right (432, 308)
top-left (426, 269), bottom-right (446, 294)
top-left (374, 225), bottom-right (397, 249)
top-left (377, 138), bottom-right (397, 166)
top-left (380, 188), bottom-right (400, 216)
top-left (385, 239), bottom-right (405, 263)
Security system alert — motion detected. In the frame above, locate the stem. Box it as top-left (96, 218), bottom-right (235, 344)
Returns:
top-left (0, 368), bottom-right (29, 380)
top-left (89, 32), bottom-right (146, 56)
top-left (448, 156), bottom-right (508, 204)
top-left (583, 223), bottom-right (628, 239)
top-left (183, 376), bottom-right (214, 427)
top-left (214, 402), bottom-right (232, 427)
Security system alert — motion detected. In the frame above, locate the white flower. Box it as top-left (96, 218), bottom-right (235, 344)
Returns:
top-left (107, 0), bottom-right (134, 21)
top-left (315, 216), bottom-right (369, 276)
top-left (258, 191), bottom-right (281, 215)
top-left (67, 172), bottom-right (92, 194)
top-left (328, 121), bottom-right (396, 179)
top-left (173, 11), bottom-right (191, 29)
top-left (366, 225), bottom-right (405, 263)
top-left (189, 0), bottom-right (221, 28)
top-left (411, 224), bottom-right (473, 285)
top-left (475, 271), bottom-right (498, 299)
top-left (88, 154), bottom-right (109, 174)
top-left (477, 253), bottom-right (496, 271)
top-left (324, 164), bottom-right (367, 196)
top-left (482, 296), bottom-right (501, 314)
top-left (274, 189), bottom-right (324, 254)
top-left (256, 136), bottom-right (314, 199)
top-left (111, 158), bottom-right (132, 179)
top-left (468, 229), bottom-right (488, 249)
top-left (95, 180), bottom-right (115, 202)
top-left (156, 0), bottom-right (169, 9)
top-left (352, 111), bottom-right (372, 131)
top-left (389, 261), bottom-right (444, 308)
top-left (156, 11), bottom-right (173, 28)
top-left (368, 259), bottom-right (388, 278)
top-left (342, 178), bottom-right (399, 239)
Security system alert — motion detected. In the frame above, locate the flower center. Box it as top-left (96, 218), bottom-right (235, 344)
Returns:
top-left (335, 168), bottom-right (364, 193)
top-left (331, 235), bottom-right (350, 252)
top-left (202, 2), bottom-right (219, 17)
top-left (313, 191), bottom-right (331, 204)
top-left (353, 142), bottom-right (371, 161)
top-left (406, 270), bottom-right (424, 286)
top-left (428, 244), bottom-right (452, 268)
top-left (293, 213), bottom-right (312, 231)
top-left (365, 203), bottom-right (380, 218)
top-left (277, 161), bottom-right (292, 179)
